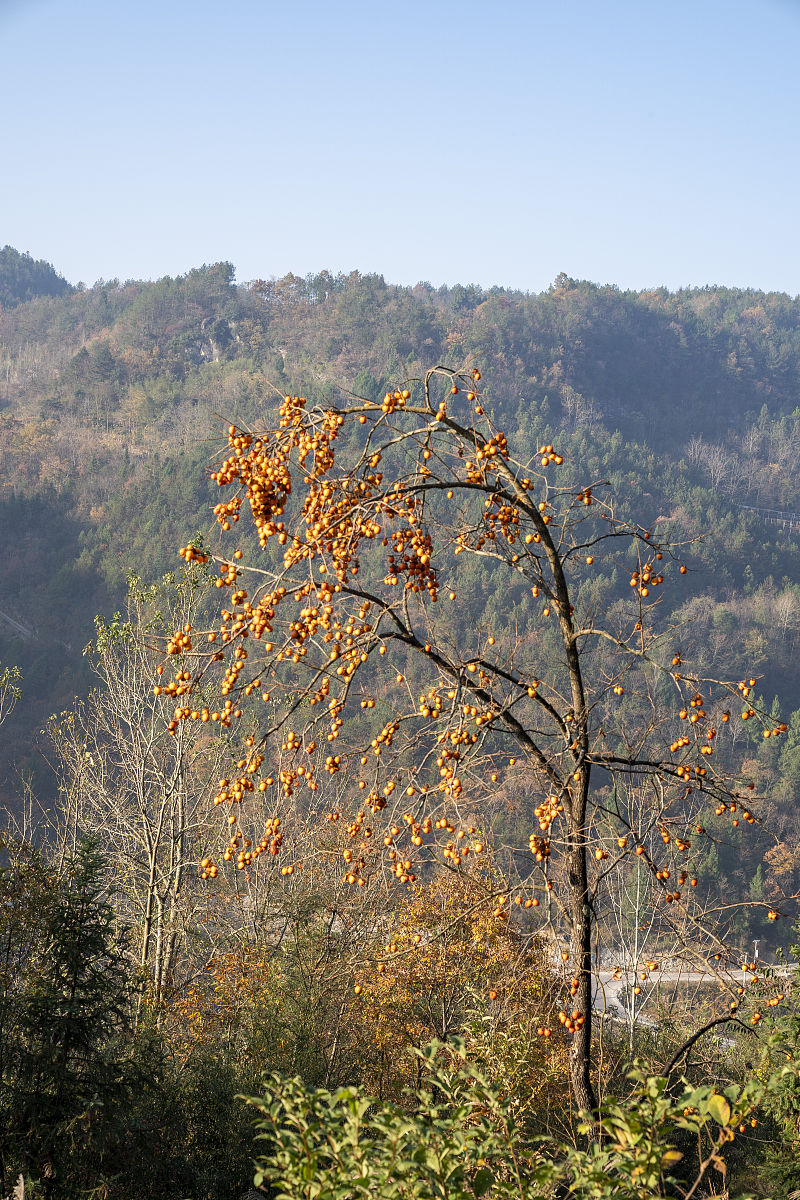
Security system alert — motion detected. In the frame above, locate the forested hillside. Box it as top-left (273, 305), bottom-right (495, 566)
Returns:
top-left (2, 258), bottom-right (800, 898)
top-left (0, 245), bottom-right (73, 308)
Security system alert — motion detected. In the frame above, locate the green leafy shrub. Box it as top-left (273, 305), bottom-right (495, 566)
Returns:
top-left (243, 1039), bottom-right (773, 1200)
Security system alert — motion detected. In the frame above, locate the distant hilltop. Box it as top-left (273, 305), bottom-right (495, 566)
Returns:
top-left (0, 245), bottom-right (73, 308)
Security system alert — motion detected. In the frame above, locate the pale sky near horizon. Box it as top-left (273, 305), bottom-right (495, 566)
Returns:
top-left (1, 0), bottom-right (799, 295)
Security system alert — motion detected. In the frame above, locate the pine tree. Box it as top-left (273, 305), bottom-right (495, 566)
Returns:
top-left (0, 838), bottom-right (133, 1198)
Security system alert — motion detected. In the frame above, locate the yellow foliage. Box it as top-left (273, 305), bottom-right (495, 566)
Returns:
top-left (164, 946), bottom-right (278, 1062)
top-left (349, 865), bottom-right (568, 1105)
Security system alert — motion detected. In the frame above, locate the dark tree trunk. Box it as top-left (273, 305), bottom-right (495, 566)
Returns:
top-left (568, 828), bottom-right (596, 1111)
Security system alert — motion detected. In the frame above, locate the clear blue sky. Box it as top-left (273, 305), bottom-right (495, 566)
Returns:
top-left (2, 0), bottom-right (799, 294)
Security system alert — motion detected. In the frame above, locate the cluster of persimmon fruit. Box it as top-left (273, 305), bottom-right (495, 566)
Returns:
top-left (557, 1008), bottom-right (586, 1035)
top-left (629, 557), bottom-right (668, 597)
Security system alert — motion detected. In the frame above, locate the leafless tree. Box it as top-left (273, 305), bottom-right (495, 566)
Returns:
top-left (49, 570), bottom-right (231, 1007)
top-left (0, 666), bottom-right (21, 731)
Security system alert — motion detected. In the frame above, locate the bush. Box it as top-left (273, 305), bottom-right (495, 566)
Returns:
top-left (243, 1038), bottom-right (772, 1200)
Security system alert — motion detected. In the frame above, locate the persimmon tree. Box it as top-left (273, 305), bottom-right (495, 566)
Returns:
top-left (166, 366), bottom-right (789, 1110)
